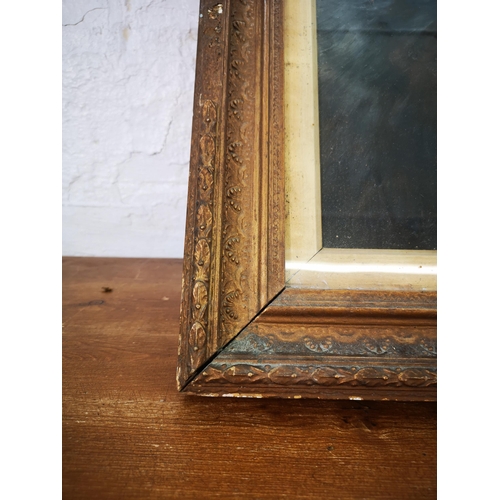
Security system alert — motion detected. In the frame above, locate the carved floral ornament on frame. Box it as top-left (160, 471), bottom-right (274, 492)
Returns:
top-left (176, 0), bottom-right (437, 401)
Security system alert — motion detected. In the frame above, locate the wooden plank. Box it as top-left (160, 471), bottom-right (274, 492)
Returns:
top-left (63, 257), bottom-right (436, 499)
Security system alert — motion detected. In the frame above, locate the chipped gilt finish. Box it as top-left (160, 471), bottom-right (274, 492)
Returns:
top-left (177, 0), bottom-right (437, 401)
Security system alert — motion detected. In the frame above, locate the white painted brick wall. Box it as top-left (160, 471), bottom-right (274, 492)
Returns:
top-left (62, 0), bottom-right (200, 257)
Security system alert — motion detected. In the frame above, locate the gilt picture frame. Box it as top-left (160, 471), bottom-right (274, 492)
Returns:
top-left (176, 0), bottom-right (437, 401)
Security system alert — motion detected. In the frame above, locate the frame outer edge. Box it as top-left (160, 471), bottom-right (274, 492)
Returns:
top-left (177, 0), bottom-right (286, 389)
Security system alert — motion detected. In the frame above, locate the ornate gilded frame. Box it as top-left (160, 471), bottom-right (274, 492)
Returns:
top-left (176, 0), bottom-right (437, 401)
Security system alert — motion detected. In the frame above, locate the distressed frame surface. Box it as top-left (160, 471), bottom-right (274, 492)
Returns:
top-left (177, 0), bottom-right (437, 401)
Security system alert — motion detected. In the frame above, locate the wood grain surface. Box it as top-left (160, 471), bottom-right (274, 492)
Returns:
top-left (63, 257), bottom-right (436, 499)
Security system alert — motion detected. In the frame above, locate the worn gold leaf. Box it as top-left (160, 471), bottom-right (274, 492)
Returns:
top-left (189, 322), bottom-right (207, 371)
top-left (202, 100), bottom-right (216, 135)
top-left (192, 280), bottom-right (208, 321)
top-left (200, 135), bottom-right (215, 167)
top-left (194, 240), bottom-right (210, 283)
top-left (196, 204), bottom-right (213, 238)
top-left (398, 369), bottom-right (436, 387)
top-left (198, 168), bottom-right (214, 203)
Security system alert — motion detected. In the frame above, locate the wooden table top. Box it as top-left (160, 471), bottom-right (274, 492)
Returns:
top-left (63, 257), bottom-right (436, 499)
